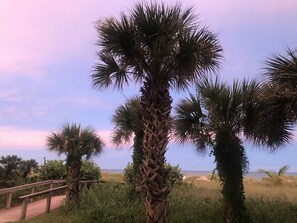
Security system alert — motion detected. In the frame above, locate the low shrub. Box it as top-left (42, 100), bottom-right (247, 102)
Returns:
top-left (39, 160), bottom-right (67, 180)
top-left (81, 160), bottom-right (101, 181)
top-left (123, 162), bottom-right (183, 188)
top-left (74, 182), bottom-right (145, 223)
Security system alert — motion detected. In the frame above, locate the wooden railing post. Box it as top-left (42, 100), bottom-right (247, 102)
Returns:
top-left (30, 187), bottom-right (35, 202)
top-left (20, 197), bottom-right (29, 220)
top-left (45, 191), bottom-right (52, 213)
top-left (6, 192), bottom-right (12, 208)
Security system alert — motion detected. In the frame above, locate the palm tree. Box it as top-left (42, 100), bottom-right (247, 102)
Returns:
top-left (92, 3), bottom-right (222, 222)
top-left (111, 97), bottom-right (143, 190)
top-left (0, 155), bottom-right (23, 179)
top-left (20, 159), bottom-right (39, 179)
top-left (174, 78), bottom-right (290, 223)
top-left (258, 165), bottom-right (290, 185)
top-left (46, 123), bottom-right (104, 207)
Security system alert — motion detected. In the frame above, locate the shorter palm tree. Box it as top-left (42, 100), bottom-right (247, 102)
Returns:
top-left (111, 97), bottom-right (143, 187)
top-left (258, 165), bottom-right (290, 185)
top-left (46, 123), bottom-right (104, 207)
top-left (174, 78), bottom-right (291, 223)
top-left (20, 159), bottom-right (39, 179)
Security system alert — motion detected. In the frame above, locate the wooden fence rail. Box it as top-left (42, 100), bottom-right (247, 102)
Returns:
top-left (19, 185), bottom-right (68, 220)
top-left (0, 180), bottom-right (66, 209)
top-left (0, 179), bottom-right (100, 221)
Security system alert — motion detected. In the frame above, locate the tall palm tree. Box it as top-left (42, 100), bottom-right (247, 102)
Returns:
top-left (46, 123), bottom-right (104, 206)
top-left (92, 3), bottom-right (222, 222)
top-left (174, 78), bottom-right (290, 223)
top-left (111, 97), bottom-right (143, 190)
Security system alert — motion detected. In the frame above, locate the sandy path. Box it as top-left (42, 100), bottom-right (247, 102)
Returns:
top-left (0, 195), bottom-right (66, 223)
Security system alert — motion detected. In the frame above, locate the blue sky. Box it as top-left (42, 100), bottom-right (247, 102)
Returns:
top-left (0, 0), bottom-right (297, 172)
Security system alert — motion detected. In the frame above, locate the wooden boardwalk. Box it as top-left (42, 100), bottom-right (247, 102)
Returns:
top-left (0, 195), bottom-right (65, 223)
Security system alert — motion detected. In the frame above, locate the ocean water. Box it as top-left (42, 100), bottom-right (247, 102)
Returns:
top-left (182, 170), bottom-right (297, 179)
top-left (102, 169), bottom-right (297, 179)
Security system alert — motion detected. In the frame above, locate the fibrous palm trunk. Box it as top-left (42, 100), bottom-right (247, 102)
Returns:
top-left (66, 156), bottom-right (82, 208)
top-left (133, 131), bottom-right (144, 193)
top-left (140, 76), bottom-right (171, 223)
top-left (213, 130), bottom-right (249, 223)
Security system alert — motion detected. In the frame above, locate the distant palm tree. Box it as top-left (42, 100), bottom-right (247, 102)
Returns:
top-left (174, 78), bottom-right (289, 223)
top-left (0, 155), bottom-right (22, 179)
top-left (46, 123), bottom-right (104, 207)
top-left (20, 159), bottom-right (39, 179)
top-left (258, 165), bottom-right (290, 185)
top-left (92, 3), bottom-right (222, 222)
top-left (111, 97), bottom-right (143, 190)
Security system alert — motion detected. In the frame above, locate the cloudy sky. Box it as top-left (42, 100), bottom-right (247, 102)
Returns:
top-left (1, 0), bottom-right (297, 172)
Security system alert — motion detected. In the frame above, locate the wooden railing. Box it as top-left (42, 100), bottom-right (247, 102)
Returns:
top-left (0, 179), bottom-right (100, 221)
top-left (19, 184), bottom-right (68, 220)
top-left (0, 180), bottom-right (66, 209)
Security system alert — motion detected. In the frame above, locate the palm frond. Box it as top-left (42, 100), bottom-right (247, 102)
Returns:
top-left (258, 169), bottom-right (276, 179)
top-left (244, 82), bottom-right (294, 149)
top-left (170, 26), bottom-right (222, 90)
top-left (174, 93), bottom-right (210, 152)
top-left (46, 132), bottom-right (64, 155)
top-left (111, 129), bottom-right (133, 146)
top-left (264, 48), bottom-right (297, 86)
top-left (278, 165), bottom-right (289, 176)
top-left (80, 127), bottom-right (104, 159)
top-left (92, 52), bottom-right (130, 90)
top-left (97, 15), bottom-right (136, 60)
top-left (194, 27), bottom-right (223, 74)
top-left (111, 96), bottom-right (142, 147)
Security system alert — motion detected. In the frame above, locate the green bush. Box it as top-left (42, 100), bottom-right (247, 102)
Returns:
top-left (39, 160), bottom-right (67, 180)
top-left (123, 162), bottom-right (183, 187)
top-left (74, 182), bottom-right (145, 223)
top-left (81, 160), bottom-right (101, 181)
top-left (123, 163), bottom-right (135, 185)
top-left (165, 163), bottom-right (183, 187)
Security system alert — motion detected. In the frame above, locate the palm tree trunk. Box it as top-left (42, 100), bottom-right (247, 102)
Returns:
top-left (133, 131), bottom-right (144, 193)
top-left (66, 155), bottom-right (82, 207)
top-left (213, 130), bottom-right (249, 223)
top-left (140, 76), bottom-right (171, 223)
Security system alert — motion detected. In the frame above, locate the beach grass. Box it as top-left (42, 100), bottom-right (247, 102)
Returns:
top-left (20, 173), bottom-right (297, 223)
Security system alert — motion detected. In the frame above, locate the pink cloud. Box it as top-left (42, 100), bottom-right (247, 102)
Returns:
top-left (0, 127), bottom-right (119, 150)
top-left (0, 127), bottom-right (48, 149)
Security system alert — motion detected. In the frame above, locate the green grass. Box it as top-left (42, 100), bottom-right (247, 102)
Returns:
top-left (21, 210), bottom-right (75, 223)
top-left (20, 174), bottom-right (297, 223)
top-left (101, 172), bottom-right (124, 183)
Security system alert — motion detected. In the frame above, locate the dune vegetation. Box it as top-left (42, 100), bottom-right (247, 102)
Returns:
top-left (19, 172), bottom-right (297, 223)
